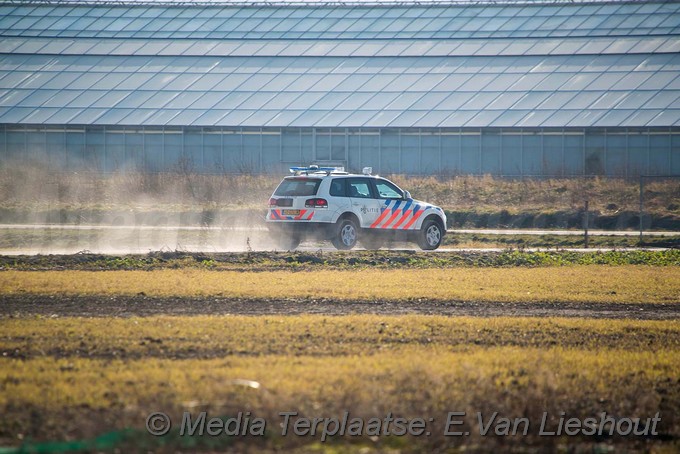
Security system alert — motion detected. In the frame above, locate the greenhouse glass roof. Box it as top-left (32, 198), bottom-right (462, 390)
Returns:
top-left (0, 0), bottom-right (679, 128)
top-left (2, 2), bottom-right (679, 40)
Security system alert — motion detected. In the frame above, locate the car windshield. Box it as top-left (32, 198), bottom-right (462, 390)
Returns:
top-left (274, 178), bottom-right (322, 196)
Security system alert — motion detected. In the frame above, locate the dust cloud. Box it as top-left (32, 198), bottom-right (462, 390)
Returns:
top-left (0, 161), bottom-right (284, 254)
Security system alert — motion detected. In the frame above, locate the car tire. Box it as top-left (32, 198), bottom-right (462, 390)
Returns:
top-left (332, 218), bottom-right (358, 250)
top-left (417, 219), bottom-right (443, 250)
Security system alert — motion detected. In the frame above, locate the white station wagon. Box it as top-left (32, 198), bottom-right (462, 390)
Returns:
top-left (266, 166), bottom-right (446, 250)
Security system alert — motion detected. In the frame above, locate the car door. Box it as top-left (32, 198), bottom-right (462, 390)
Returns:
top-left (370, 178), bottom-right (409, 229)
top-left (346, 177), bottom-right (382, 228)
top-left (325, 177), bottom-right (351, 223)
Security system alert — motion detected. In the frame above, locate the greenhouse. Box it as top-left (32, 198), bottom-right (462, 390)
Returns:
top-left (1, 0), bottom-right (679, 176)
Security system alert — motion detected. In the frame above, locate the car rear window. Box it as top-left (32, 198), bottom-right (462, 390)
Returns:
top-left (274, 178), bottom-right (321, 197)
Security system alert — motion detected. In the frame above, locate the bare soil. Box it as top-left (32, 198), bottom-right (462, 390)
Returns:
top-left (1, 294), bottom-right (678, 320)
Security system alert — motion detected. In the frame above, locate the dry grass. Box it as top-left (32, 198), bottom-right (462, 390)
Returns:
top-left (1, 266), bottom-right (678, 303)
top-left (0, 164), bottom-right (273, 210)
top-left (1, 163), bottom-right (677, 215)
top-left (1, 315), bottom-right (679, 450)
top-left (3, 315), bottom-right (678, 359)
top-left (2, 348), bottom-right (678, 414)
top-left (389, 174), bottom-right (680, 215)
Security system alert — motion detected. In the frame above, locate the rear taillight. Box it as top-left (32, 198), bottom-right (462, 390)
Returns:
top-left (305, 198), bottom-right (328, 208)
top-left (268, 198), bottom-right (277, 207)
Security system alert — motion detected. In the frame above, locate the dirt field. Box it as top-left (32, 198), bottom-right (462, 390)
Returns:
top-left (1, 312), bottom-right (679, 453)
top-left (2, 295), bottom-right (679, 320)
top-left (1, 250), bottom-right (678, 453)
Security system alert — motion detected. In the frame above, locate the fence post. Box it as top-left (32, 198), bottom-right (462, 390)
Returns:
top-left (639, 176), bottom-right (643, 244)
top-left (583, 200), bottom-right (589, 249)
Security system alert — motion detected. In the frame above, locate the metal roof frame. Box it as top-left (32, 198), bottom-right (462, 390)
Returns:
top-left (1, 0), bottom-right (675, 7)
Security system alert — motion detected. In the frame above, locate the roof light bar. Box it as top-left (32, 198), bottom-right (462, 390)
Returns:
top-left (289, 165), bottom-right (344, 176)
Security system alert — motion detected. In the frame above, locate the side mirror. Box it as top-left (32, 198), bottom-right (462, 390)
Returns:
top-left (403, 190), bottom-right (411, 200)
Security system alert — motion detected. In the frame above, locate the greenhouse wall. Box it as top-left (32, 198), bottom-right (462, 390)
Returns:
top-left (1, 125), bottom-right (678, 177)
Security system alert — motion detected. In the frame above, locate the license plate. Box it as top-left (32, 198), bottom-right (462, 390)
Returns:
top-left (282, 209), bottom-right (300, 216)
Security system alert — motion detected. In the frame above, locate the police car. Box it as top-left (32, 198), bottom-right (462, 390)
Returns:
top-left (267, 165), bottom-right (446, 250)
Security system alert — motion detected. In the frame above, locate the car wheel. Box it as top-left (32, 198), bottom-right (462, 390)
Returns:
top-left (417, 219), bottom-right (443, 250)
top-left (332, 218), bottom-right (358, 250)
top-left (361, 233), bottom-right (385, 250)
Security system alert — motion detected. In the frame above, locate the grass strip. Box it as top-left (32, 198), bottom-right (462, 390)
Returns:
top-left (2, 348), bottom-right (678, 413)
top-left (2, 250), bottom-right (679, 271)
top-left (443, 232), bottom-right (680, 249)
top-left (1, 266), bottom-right (678, 304)
top-left (2, 315), bottom-right (678, 359)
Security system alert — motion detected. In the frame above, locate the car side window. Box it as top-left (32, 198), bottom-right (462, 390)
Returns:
top-left (374, 179), bottom-right (403, 199)
top-left (329, 178), bottom-right (346, 197)
top-left (346, 178), bottom-right (372, 199)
